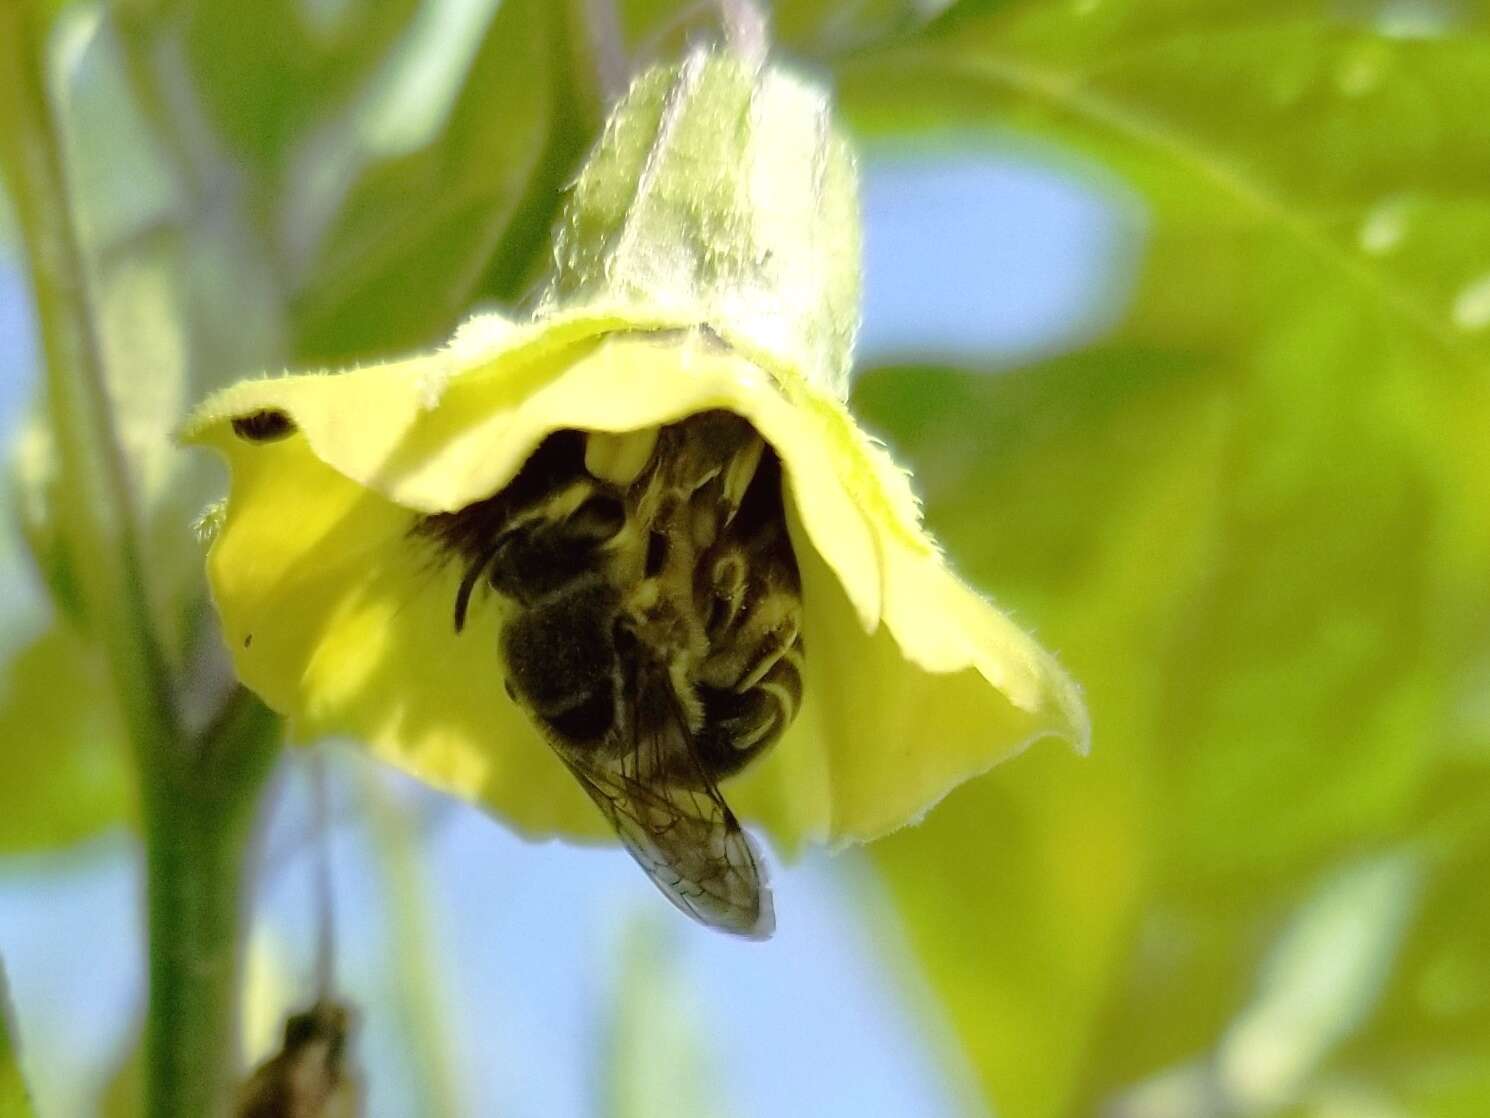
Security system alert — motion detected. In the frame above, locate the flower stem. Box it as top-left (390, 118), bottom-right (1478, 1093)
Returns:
top-left (0, 1), bottom-right (173, 733)
top-left (147, 692), bottom-right (281, 1116)
top-left (0, 3), bottom-right (281, 1113)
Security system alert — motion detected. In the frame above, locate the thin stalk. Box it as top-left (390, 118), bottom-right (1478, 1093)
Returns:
top-left (0, 5), bottom-right (282, 1114)
top-left (0, 2), bottom-right (177, 757)
top-left (310, 750), bottom-right (337, 1001)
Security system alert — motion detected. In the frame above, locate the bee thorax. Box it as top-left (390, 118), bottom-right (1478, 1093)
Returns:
top-left (500, 582), bottom-right (620, 742)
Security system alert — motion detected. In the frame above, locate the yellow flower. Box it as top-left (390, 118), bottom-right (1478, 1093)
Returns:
top-left (183, 48), bottom-right (1086, 933)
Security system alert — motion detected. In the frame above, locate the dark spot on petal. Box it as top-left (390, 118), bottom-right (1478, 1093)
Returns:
top-left (243, 633), bottom-right (253, 648)
top-left (231, 409), bottom-right (296, 443)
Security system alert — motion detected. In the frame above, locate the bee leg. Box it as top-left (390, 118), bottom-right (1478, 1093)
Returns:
top-left (695, 640), bottom-right (803, 779)
top-left (697, 552), bottom-right (748, 637)
top-left (719, 435), bottom-right (765, 524)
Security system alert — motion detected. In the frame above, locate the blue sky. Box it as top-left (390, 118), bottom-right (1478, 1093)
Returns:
top-left (0, 145), bottom-right (1137, 1117)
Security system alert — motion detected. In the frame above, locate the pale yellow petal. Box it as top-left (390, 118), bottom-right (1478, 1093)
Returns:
top-left (204, 429), bottom-right (602, 837)
top-left (188, 325), bottom-right (1085, 847)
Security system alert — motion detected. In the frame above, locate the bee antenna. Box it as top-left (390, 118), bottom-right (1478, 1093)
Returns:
top-left (453, 538), bottom-right (506, 632)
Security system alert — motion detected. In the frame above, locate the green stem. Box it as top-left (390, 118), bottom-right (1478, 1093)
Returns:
top-left (0, 1), bottom-right (174, 738)
top-left (0, 5), bottom-right (282, 1114)
top-left (147, 693), bottom-right (281, 1117)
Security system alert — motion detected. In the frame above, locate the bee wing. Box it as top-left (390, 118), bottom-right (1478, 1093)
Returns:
top-left (553, 669), bottom-right (775, 939)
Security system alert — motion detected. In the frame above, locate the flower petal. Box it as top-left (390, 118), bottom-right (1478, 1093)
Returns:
top-left (200, 424), bottom-right (604, 835)
top-left (729, 501), bottom-right (1088, 851)
top-left (186, 324), bottom-right (1085, 846)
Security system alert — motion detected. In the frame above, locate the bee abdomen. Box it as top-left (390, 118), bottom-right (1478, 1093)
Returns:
top-left (696, 640), bottom-right (803, 779)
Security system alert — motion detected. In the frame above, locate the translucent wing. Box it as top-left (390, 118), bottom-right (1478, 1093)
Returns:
top-left (551, 664), bottom-right (775, 939)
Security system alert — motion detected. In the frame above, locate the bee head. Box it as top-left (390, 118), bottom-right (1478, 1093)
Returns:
top-left (485, 491), bottom-right (625, 604)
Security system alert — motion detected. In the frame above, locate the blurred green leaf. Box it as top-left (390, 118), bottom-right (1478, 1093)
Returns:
top-left (180, 0), bottom-right (425, 173)
top-left (615, 0), bottom-right (937, 58)
top-left (603, 918), bottom-right (735, 1118)
top-left (1322, 791), bottom-right (1490, 1118)
top-left (95, 1026), bottom-right (141, 1118)
top-left (286, 0), bottom-right (556, 362)
top-left (10, 8), bottom-right (289, 653)
top-left (842, 9), bottom-right (1490, 384)
top-left (0, 957), bottom-right (36, 1118)
top-left (843, 6), bottom-right (1490, 1113)
top-left (350, 754), bottom-right (465, 1117)
top-left (136, 0), bottom-right (563, 366)
top-left (856, 348), bottom-right (1230, 1118)
top-left (1215, 850), bottom-right (1424, 1113)
top-left (16, 0), bottom-right (563, 655)
top-left (0, 623), bottom-right (132, 851)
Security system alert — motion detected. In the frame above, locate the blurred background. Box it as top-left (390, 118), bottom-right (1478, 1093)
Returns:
top-left (3, 0), bottom-right (1490, 1115)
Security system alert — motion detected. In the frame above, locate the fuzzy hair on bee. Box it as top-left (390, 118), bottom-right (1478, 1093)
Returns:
top-left (414, 409), bottom-right (804, 937)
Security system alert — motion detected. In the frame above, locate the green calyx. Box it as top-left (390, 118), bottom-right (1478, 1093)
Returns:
top-left (540, 48), bottom-right (863, 400)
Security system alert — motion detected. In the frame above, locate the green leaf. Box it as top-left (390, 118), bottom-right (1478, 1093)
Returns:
top-left (12, 9), bottom-right (290, 651)
top-left (0, 956), bottom-right (36, 1118)
top-left (615, 0), bottom-right (938, 58)
top-left (1214, 850), bottom-right (1424, 1112)
top-left (841, 11), bottom-right (1490, 1111)
top-left (180, 0), bottom-right (425, 173)
top-left (841, 12), bottom-right (1490, 380)
top-left (855, 348), bottom-right (1230, 1118)
top-left (0, 623), bottom-right (132, 851)
top-left (19, 0), bottom-right (561, 647)
top-left (180, 0), bottom-right (560, 364)
top-left (602, 918), bottom-right (735, 1118)
top-left (285, 0), bottom-right (557, 363)
top-left (1324, 789), bottom-right (1490, 1117)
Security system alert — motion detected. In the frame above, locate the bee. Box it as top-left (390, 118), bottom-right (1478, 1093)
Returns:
top-left (415, 407), bottom-right (803, 937)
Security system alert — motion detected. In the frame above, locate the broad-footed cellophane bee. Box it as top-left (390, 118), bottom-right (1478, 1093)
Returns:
top-left (414, 408), bottom-right (803, 937)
